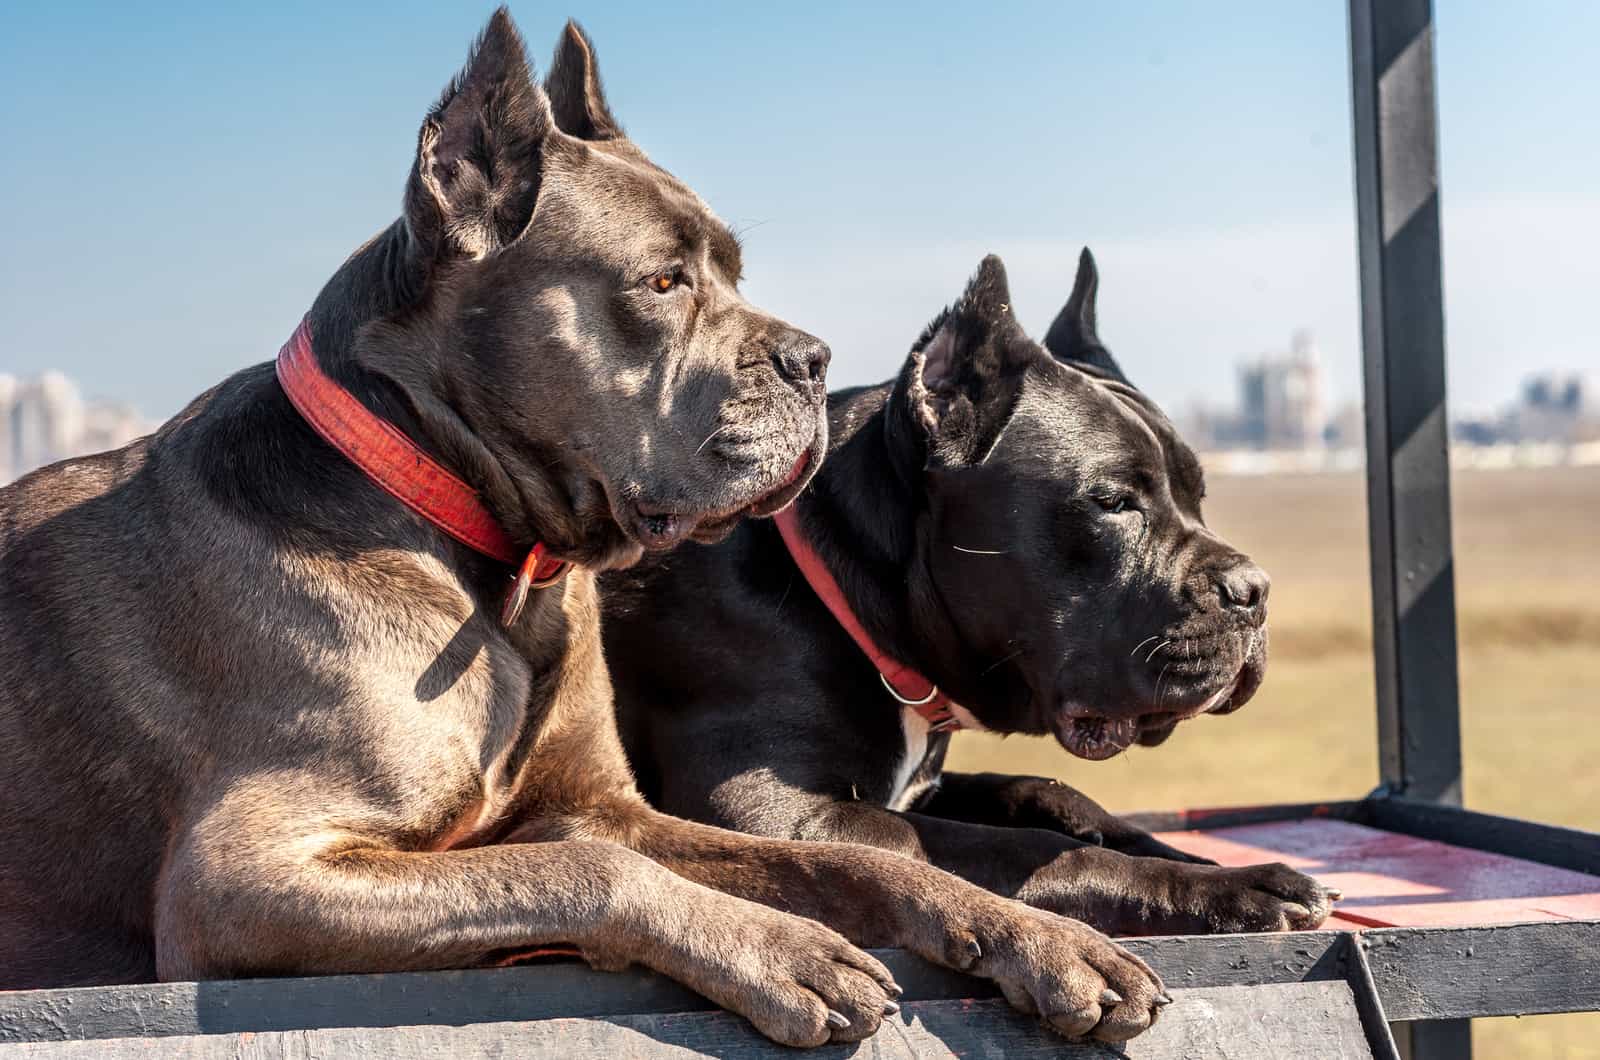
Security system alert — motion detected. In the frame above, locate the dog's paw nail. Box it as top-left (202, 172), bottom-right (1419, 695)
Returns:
top-left (966, 937), bottom-right (983, 962)
top-left (1099, 988), bottom-right (1123, 1005)
top-left (885, 980), bottom-right (904, 998)
top-left (1327, 887), bottom-right (1344, 901)
top-left (1283, 901), bottom-right (1311, 922)
top-left (1154, 993), bottom-right (1174, 1007)
top-left (883, 1000), bottom-right (900, 1016)
top-left (825, 1009), bottom-right (850, 1030)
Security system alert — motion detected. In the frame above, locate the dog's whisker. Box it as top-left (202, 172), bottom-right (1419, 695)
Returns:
top-left (980, 648), bottom-right (1025, 677)
top-left (694, 424), bottom-right (732, 455)
top-left (1145, 639), bottom-right (1172, 663)
top-left (952, 544), bottom-right (1007, 555)
top-left (1155, 662), bottom-right (1173, 706)
top-left (1130, 635), bottom-right (1161, 658)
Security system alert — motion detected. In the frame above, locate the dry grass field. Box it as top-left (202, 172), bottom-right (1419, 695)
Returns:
top-left (946, 464), bottom-right (1600, 1059)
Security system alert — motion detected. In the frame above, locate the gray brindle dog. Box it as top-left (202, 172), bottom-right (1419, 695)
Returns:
top-left (0, 12), bottom-right (1171, 1048)
top-left (606, 254), bottom-right (1339, 936)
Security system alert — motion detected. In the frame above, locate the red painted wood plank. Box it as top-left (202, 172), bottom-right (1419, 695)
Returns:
top-left (1153, 819), bottom-right (1600, 928)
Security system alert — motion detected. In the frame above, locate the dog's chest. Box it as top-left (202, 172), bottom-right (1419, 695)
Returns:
top-left (385, 645), bottom-right (543, 848)
top-left (287, 553), bottom-right (622, 850)
top-left (328, 564), bottom-right (601, 849)
top-left (886, 709), bottom-right (940, 811)
top-left (423, 574), bottom-right (627, 847)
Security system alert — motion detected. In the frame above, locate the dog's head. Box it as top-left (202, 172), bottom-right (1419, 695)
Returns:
top-left (895, 253), bottom-right (1269, 760)
top-left (367, 12), bottom-right (826, 568)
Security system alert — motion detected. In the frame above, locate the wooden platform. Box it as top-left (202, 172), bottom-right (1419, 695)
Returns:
top-left (3, 798), bottom-right (1596, 1058)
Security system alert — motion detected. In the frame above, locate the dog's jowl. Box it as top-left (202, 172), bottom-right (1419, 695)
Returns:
top-left (606, 252), bottom-right (1339, 937)
top-left (0, 11), bottom-right (1167, 1048)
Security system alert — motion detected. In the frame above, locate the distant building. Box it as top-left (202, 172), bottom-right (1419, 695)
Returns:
top-left (1453, 373), bottom-right (1598, 446)
top-left (1237, 330), bottom-right (1326, 449)
top-left (0, 374), bottom-right (14, 483)
top-left (1, 371), bottom-right (153, 484)
top-left (1323, 400), bottom-right (1365, 450)
top-left (1509, 374), bottom-right (1596, 443)
top-left (1192, 331), bottom-right (1331, 451)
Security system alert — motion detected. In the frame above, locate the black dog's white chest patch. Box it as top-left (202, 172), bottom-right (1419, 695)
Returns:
top-left (888, 709), bottom-right (940, 811)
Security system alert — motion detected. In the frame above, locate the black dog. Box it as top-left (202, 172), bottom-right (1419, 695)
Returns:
top-left (606, 253), bottom-right (1337, 936)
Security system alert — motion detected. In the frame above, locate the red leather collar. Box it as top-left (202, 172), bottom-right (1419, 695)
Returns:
top-left (774, 506), bottom-right (961, 733)
top-left (275, 318), bottom-right (569, 626)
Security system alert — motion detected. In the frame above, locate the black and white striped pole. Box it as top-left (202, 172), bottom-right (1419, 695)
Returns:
top-left (1349, 0), bottom-right (1467, 1055)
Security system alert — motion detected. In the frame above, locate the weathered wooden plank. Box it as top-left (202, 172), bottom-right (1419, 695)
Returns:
top-left (1123, 931), bottom-right (1345, 991)
top-left (1362, 922), bottom-right (1600, 1021)
top-left (0, 937), bottom-right (1346, 1044)
top-left (0, 962), bottom-right (715, 1044)
top-left (16, 920), bottom-right (1595, 1045)
top-left (0, 986), bottom-right (1380, 1059)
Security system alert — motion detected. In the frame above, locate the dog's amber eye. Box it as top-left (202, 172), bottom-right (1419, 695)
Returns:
top-left (649, 269), bottom-right (680, 293)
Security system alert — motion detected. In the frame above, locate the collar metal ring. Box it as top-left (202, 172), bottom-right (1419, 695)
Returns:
top-left (880, 672), bottom-right (939, 707)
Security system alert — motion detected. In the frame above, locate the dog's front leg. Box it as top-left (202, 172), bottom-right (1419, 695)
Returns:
top-left (919, 772), bottom-right (1213, 864)
top-left (749, 796), bottom-right (1336, 939)
top-left (618, 808), bottom-right (1169, 1044)
top-left (158, 820), bottom-right (899, 1047)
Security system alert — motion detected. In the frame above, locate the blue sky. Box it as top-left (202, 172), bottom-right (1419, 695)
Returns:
top-left (1, 2), bottom-right (1595, 420)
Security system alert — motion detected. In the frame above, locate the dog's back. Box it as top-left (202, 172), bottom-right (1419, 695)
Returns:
top-left (1, 428), bottom-right (171, 984)
top-left (0, 366), bottom-right (341, 986)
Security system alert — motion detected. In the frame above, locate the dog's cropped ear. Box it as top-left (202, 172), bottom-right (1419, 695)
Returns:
top-left (890, 255), bottom-right (1031, 469)
top-left (1043, 248), bottom-right (1130, 384)
top-left (545, 20), bottom-right (623, 141)
top-left (405, 8), bottom-right (553, 264)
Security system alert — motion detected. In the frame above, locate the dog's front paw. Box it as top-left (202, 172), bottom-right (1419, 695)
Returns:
top-left (1171, 861), bottom-right (1339, 933)
top-left (945, 901), bottom-right (1167, 1043)
top-left (645, 899), bottom-right (899, 1047)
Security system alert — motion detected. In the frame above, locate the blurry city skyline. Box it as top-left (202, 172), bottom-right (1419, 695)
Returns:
top-left (2, 2), bottom-right (1596, 425)
top-left (8, 343), bottom-right (1594, 485)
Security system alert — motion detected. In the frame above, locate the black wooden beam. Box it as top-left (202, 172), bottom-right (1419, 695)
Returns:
top-left (1122, 800), bottom-right (1370, 833)
top-left (1349, 0), bottom-right (1462, 809)
top-left (1363, 923), bottom-right (1600, 1022)
top-left (1369, 796), bottom-right (1600, 876)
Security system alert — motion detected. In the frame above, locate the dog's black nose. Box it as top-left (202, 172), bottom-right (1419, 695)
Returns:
top-left (772, 334), bottom-right (830, 393)
top-left (1215, 561), bottom-right (1270, 611)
